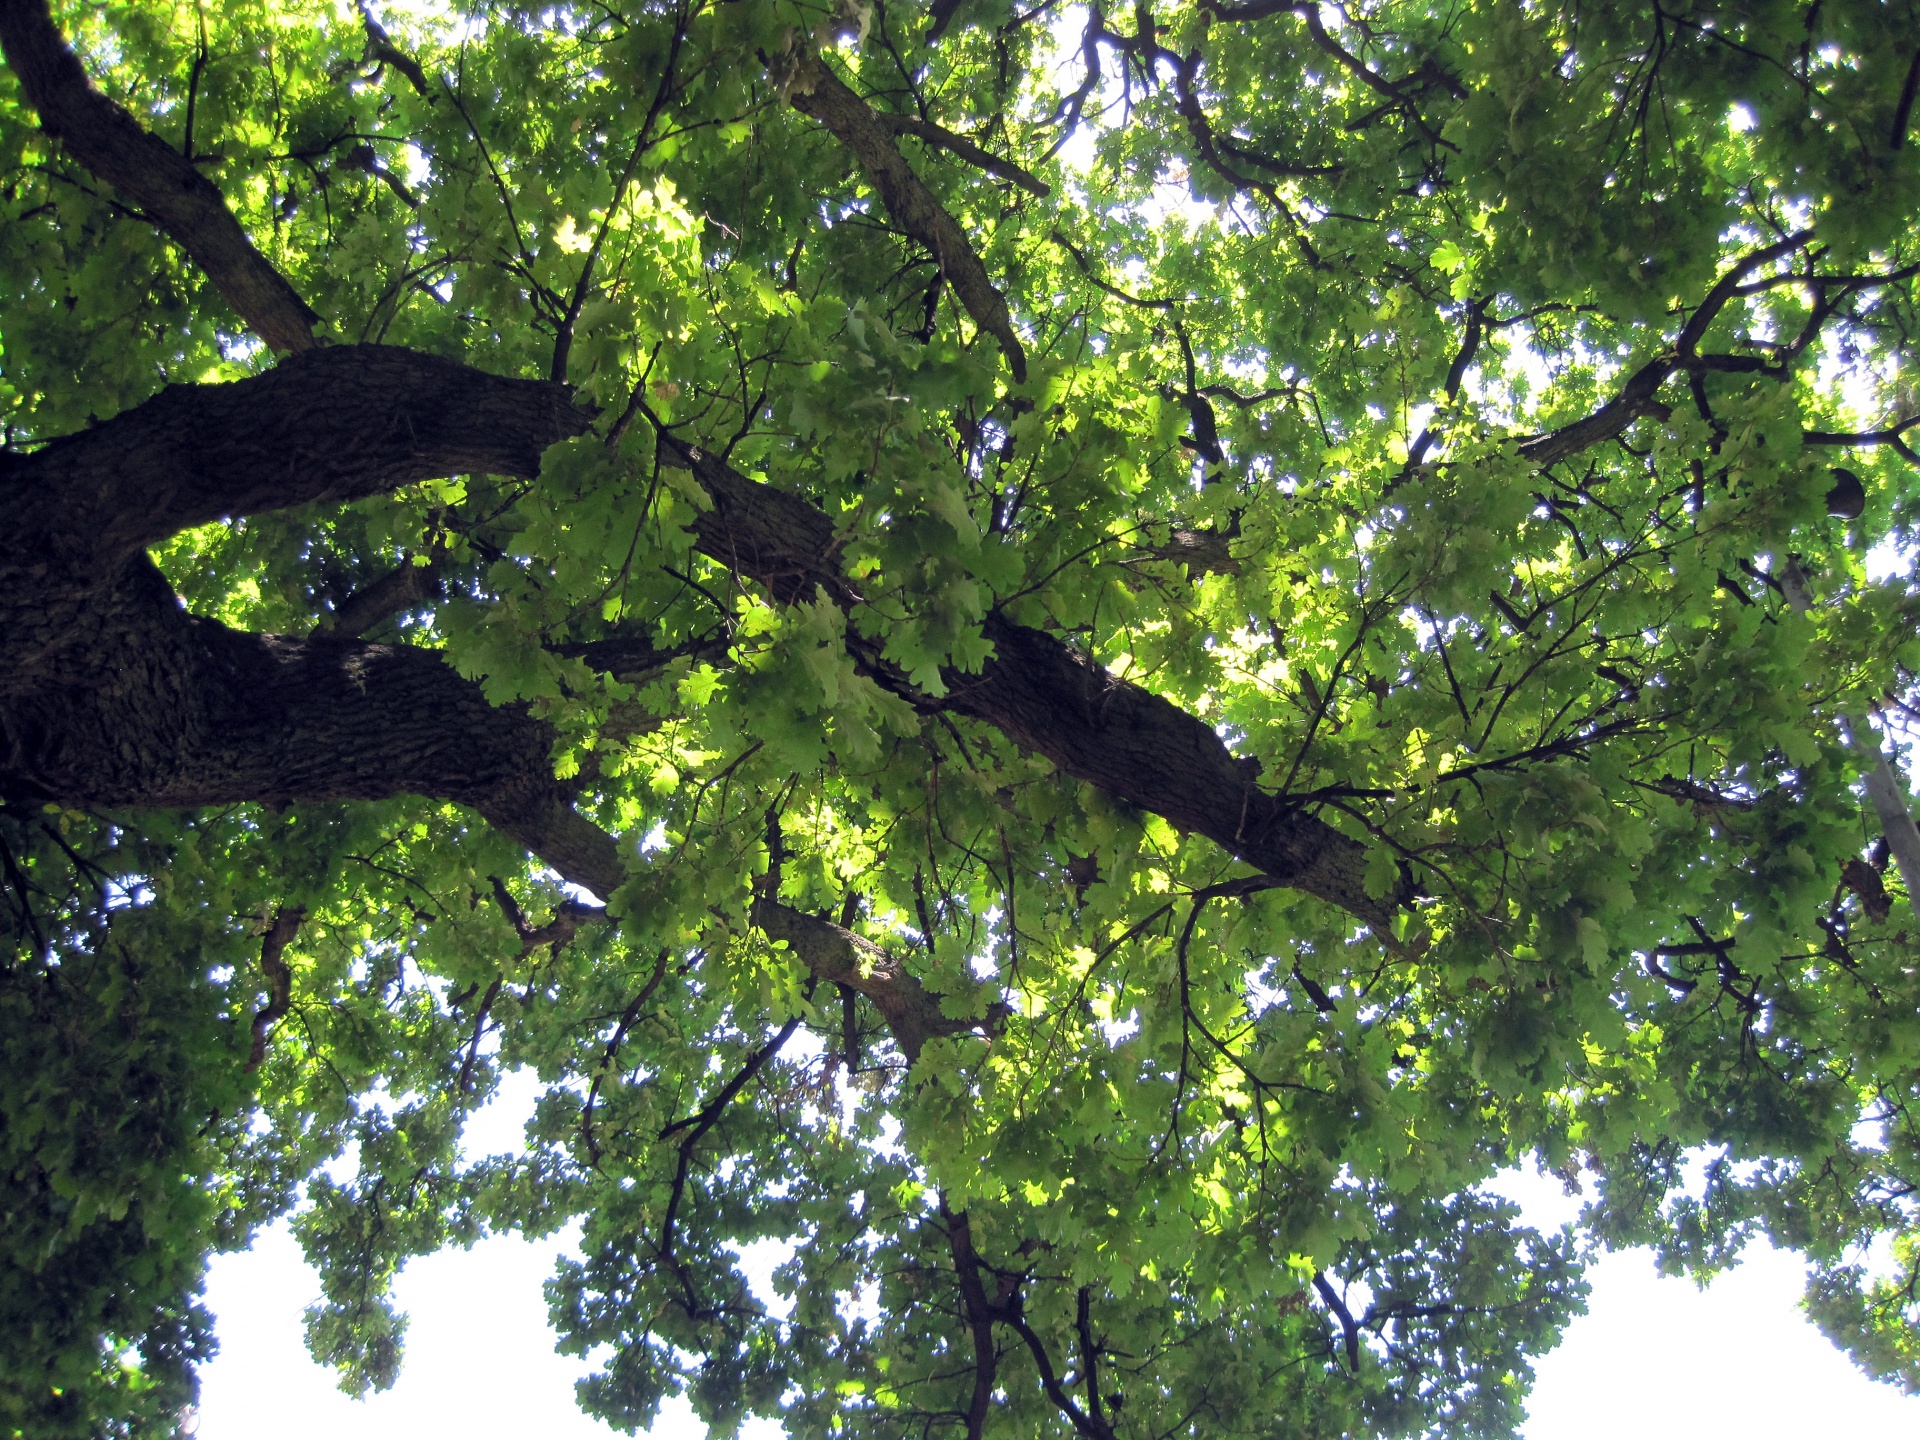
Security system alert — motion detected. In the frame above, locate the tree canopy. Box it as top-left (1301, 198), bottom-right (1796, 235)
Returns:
top-left (4, 0), bottom-right (1920, 1434)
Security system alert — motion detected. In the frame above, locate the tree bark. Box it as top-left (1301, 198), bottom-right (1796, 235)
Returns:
top-left (319, 558), bottom-right (443, 638)
top-left (658, 437), bottom-right (1387, 927)
top-left (0, 0), bottom-right (324, 353)
top-left (1, 345), bottom-right (592, 684)
top-left (0, 0), bottom-right (1384, 947)
top-left (3, 345), bottom-right (589, 561)
top-left (0, 0), bottom-right (1384, 1082)
top-left (1, 349), bottom-right (1386, 941)
top-left (0, 550), bottom-right (625, 898)
top-left (0, 347), bottom-right (614, 894)
top-left (753, 899), bottom-right (981, 1062)
top-left (785, 49), bottom-right (1027, 382)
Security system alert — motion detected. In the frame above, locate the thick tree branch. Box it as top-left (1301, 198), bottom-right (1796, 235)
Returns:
top-left (2, 345), bottom-right (592, 564)
top-left (655, 435), bottom-right (1390, 929)
top-left (0, 16), bottom-right (634, 913)
top-left (784, 49), bottom-right (1027, 382)
top-left (951, 616), bottom-right (1385, 922)
top-left (753, 898), bottom-right (979, 1062)
top-left (1141, 527), bottom-right (1240, 576)
top-left (7, 346), bottom-right (1385, 966)
top-left (656, 431), bottom-right (857, 607)
top-left (1514, 356), bottom-right (1674, 468)
top-left (554, 627), bottom-right (732, 684)
top-left (319, 557), bottom-right (442, 638)
top-left (1893, 47), bottom-right (1920, 150)
top-left (0, 553), bottom-right (627, 900)
top-left (880, 112), bottom-right (1051, 197)
top-left (0, 0), bottom-right (323, 353)
top-left (2, 347), bottom-right (592, 699)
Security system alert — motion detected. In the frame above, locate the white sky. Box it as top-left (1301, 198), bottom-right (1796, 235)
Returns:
top-left (187, 1073), bottom-right (1920, 1440)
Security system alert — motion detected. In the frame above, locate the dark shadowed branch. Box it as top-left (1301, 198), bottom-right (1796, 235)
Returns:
top-left (244, 905), bottom-right (305, 1072)
top-left (0, 0), bottom-right (324, 352)
top-left (1517, 232), bottom-right (1815, 468)
top-left (653, 434), bottom-right (1392, 928)
top-left (1, 345), bottom-right (593, 561)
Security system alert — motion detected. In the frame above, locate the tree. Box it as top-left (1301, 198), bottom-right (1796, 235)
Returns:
top-left (3, 0), bottom-right (1920, 1432)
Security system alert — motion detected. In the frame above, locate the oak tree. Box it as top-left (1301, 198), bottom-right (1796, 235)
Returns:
top-left (4, 0), bottom-right (1920, 1434)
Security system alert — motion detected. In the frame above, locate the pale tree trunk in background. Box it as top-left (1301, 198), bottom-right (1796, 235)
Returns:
top-left (1781, 560), bottom-right (1920, 913)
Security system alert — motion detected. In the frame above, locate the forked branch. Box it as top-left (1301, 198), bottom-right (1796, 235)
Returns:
top-left (881, 112), bottom-right (1051, 197)
top-left (784, 48), bottom-right (1028, 381)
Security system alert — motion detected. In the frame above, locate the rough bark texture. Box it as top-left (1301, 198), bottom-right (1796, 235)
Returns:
top-left (0, 346), bottom-right (615, 904)
top-left (4, 345), bottom-right (589, 559)
top-left (951, 616), bottom-right (1384, 925)
top-left (0, 352), bottom-right (1384, 970)
top-left (1, 345), bottom-right (592, 681)
top-left (319, 558), bottom-right (443, 638)
top-left (0, 0), bottom-right (324, 354)
top-left (0, 549), bottom-right (624, 894)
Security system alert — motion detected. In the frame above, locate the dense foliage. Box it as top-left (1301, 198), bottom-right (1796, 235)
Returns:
top-left (4, 0), bottom-right (1920, 1434)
